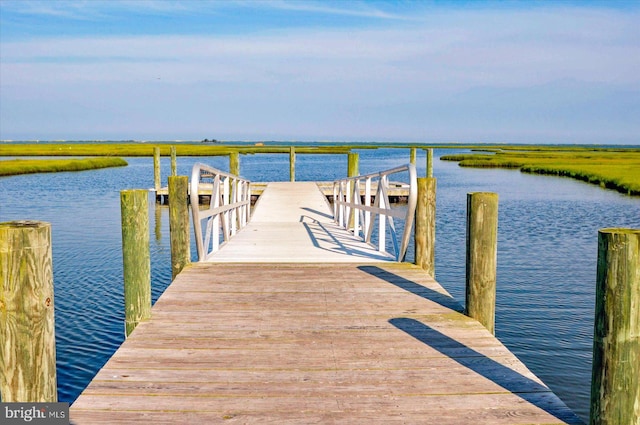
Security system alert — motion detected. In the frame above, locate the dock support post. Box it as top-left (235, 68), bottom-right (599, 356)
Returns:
top-left (415, 178), bottom-right (436, 277)
top-left (153, 147), bottom-right (161, 192)
top-left (0, 221), bottom-right (57, 402)
top-left (230, 152), bottom-right (240, 176)
top-left (169, 176), bottom-right (190, 280)
top-left (590, 228), bottom-right (639, 425)
top-left (290, 147), bottom-right (296, 182)
top-left (348, 152), bottom-right (359, 178)
top-left (426, 148), bottom-right (434, 178)
top-left (410, 147), bottom-right (417, 165)
top-left (347, 153), bottom-right (359, 229)
top-left (121, 190), bottom-right (151, 338)
top-left (465, 192), bottom-right (498, 335)
top-left (170, 146), bottom-right (177, 177)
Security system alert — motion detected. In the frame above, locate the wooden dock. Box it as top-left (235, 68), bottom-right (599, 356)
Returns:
top-left (70, 182), bottom-right (583, 424)
top-left (153, 181), bottom-right (411, 205)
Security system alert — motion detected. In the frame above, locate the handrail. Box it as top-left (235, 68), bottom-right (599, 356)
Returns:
top-left (190, 163), bottom-right (251, 261)
top-left (333, 164), bottom-right (417, 261)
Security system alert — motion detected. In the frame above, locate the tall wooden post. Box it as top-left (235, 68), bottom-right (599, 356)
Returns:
top-left (465, 192), bottom-right (498, 334)
top-left (410, 147), bottom-right (417, 165)
top-left (347, 153), bottom-right (359, 228)
top-left (348, 152), bottom-right (359, 177)
top-left (415, 178), bottom-right (436, 277)
top-left (289, 147), bottom-right (296, 182)
top-left (0, 221), bottom-right (57, 402)
top-left (153, 147), bottom-right (161, 191)
top-left (169, 176), bottom-right (190, 280)
top-left (121, 190), bottom-right (151, 337)
top-left (170, 146), bottom-right (177, 177)
top-left (590, 228), bottom-right (639, 425)
top-left (426, 148), bottom-right (434, 178)
top-left (229, 152), bottom-right (240, 176)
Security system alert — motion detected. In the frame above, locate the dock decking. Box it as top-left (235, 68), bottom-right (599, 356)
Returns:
top-left (70, 182), bottom-right (582, 424)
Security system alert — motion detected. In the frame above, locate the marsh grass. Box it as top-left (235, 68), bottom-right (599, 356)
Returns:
top-left (0, 143), bottom-right (357, 157)
top-left (441, 149), bottom-right (640, 196)
top-left (0, 157), bottom-right (128, 177)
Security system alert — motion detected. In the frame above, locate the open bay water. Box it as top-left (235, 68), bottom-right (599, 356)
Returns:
top-left (0, 147), bottom-right (638, 421)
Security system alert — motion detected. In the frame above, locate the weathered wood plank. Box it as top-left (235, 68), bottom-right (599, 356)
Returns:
top-left (71, 262), bottom-right (581, 424)
top-left (73, 393), bottom-right (578, 425)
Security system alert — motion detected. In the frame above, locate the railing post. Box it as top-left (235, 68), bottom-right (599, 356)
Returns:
top-left (121, 189), bottom-right (151, 337)
top-left (415, 177), bottom-right (436, 277)
top-left (153, 147), bottom-right (161, 191)
top-left (290, 147), bottom-right (296, 182)
top-left (169, 176), bottom-right (190, 280)
top-left (410, 147), bottom-right (417, 165)
top-left (465, 192), bottom-right (498, 334)
top-left (0, 221), bottom-right (57, 402)
top-left (229, 152), bottom-right (240, 176)
top-left (170, 146), bottom-right (177, 177)
top-left (426, 148), bottom-right (434, 178)
top-left (590, 228), bottom-right (639, 425)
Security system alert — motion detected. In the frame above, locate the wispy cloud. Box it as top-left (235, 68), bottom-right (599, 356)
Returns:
top-left (251, 0), bottom-right (418, 21)
top-left (1, 1), bottom-right (638, 142)
top-left (3, 6), bottom-right (637, 87)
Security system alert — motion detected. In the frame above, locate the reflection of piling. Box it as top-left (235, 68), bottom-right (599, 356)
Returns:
top-left (169, 176), bottom-right (190, 279)
top-left (415, 177), bottom-right (436, 277)
top-left (0, 220), bottom-right (58, 402)
top-left (121, 189), bottom-right (151, 338)
top-left (154, 202), bottom-right (162, 243)
top-left (590, 228), bottom-right (639, 425)
top-left (465, 192), bottom-right (498, 335)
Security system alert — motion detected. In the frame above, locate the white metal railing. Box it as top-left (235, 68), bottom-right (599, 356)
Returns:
top-left (333, 164), bottom-right (417, 261)
top-left (190, 163), bottom-right (251, 261)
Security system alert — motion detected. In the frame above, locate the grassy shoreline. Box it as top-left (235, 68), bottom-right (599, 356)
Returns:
top-left (0, 143), bottom-right (360, 157)
top-left (2, 143), bottom-right (639, 196)
top-left (441, 149), bottom-right (640, 196)
top-left (0, 157), bottom-right (128, 177)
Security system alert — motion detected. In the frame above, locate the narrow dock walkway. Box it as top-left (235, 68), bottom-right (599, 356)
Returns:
top-left (70, 183), bottom-right (582, 424)
top-left (208, 182), bottom-right (393, 262)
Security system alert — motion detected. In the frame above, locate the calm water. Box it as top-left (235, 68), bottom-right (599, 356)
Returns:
top-left (1, 147), bottom-right (639, 421)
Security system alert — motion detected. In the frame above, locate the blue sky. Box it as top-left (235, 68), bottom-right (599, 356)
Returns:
top-left (1, 1), bottom-right (638, 144)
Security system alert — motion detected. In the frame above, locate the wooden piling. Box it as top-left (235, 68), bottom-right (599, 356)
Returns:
top-left (348, 152), bottom-right (359, 177)
top-left (426, 148), bottom-right (434, 178)
top-left (465, 192), bottom-right (498, 335)
top-left (0, 220), bottom-right (57, 402)
top-left (290, 147), bottom-right (296, 182)
top-left (415, 178), bottom-right (436, 277)
top-left (153, 147), bottom-right (161, 191)
top-left (170, 146), bottom-right (177, 177)
top-left (410, 147), bottom-right (417, 165)
top-left (169, 176), bottom-right (190, 280)
top-left (230, 152), bottom-right (240, 176)
top-left (590, 228), bottom-right (639, 425)
top-left (347, 153), bottom-right (359, 229)
top-left (120, 190), bottom-right (151, 338)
